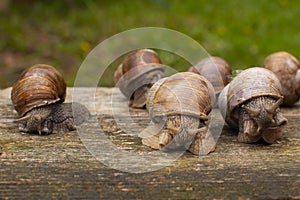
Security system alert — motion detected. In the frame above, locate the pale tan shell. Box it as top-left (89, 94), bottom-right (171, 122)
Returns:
top-left (147, 72), bottom-right (215, 122)
top-left (188, 56), bottom-right (232, 94)
top-left (219, 67), bottom-right (282, 127)
top-left (263, 51), bottom-right (300, 106)
top-left (113, 49), bottom-right (165, 108)
top-left (11, 64), bottom-right (66, 117)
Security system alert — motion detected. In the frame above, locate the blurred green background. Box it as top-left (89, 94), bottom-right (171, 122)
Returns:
top-left (1, 0), bottom-right (299, 88)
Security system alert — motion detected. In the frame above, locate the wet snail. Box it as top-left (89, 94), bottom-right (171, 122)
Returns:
top-left (140, 72), bottom-right (216, 155)
top-left (114, 49), bottom-right (165, 108)
top-left (11, 64), bottom-right (90, 135)
top-left (263, 51), bottom-right (300, 106)
top-left (218, 67), bottom-right (288, 144)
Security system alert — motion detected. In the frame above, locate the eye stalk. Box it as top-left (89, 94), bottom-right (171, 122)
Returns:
top-left (241, 105), bottom-right (260, 117)
top-left (265, 97), bottom-right (283, 114)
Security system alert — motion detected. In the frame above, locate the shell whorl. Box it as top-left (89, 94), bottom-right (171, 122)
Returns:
top-left (188, 56), bottom-right (232, 95)
top-left (218, 67), bottom-right (282, 129)
top-left (122, 49), bottom-right (162, 73)
top-left (114, 49), bottom-right (165, 100)
top-left (11, 64), bottom-right (66, 117)
top-left (263, 51), bottom-right (300, 106)
top-left (147, 72), bottom-right (215, 122)
top-left (227, 67), bottom-right (282, 113)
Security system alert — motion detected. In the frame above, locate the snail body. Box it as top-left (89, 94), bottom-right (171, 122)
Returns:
top-left (114, 49), bottom-right (165, 108)
top-left (140, 72), bottom-right (216, 155)
top-left (188, 56), bottom-right (232, 96)
top-left (11, 64), bottom-right (90, 134)
top-left (263, 51), bottom-right (300, 106)
top-left (218, 67), bottom-right (288, 143)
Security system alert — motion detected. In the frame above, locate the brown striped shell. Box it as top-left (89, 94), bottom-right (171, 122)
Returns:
top-left (11, 64), bottom-right (66, 117)
top-left (122, 49), bottom-right (162, 74)
top-left (263, 51), bottom-right (300, 106)
top-left (147, 72), bottom-right (215, 122)
top-left (219, 67), bottom-right (282, 128)
top-left (114, 49), bottom-right (164, 86)
top-left (114, 49), bottom-right (165, 108)
top-left (188, 56), bottom-right (232, 95)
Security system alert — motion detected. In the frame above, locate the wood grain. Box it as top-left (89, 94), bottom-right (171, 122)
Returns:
top-left (0, 87), bottom-right (299, 199)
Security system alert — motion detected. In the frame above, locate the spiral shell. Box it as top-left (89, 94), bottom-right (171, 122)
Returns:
top-left (263, 51), bottom-right (300, 106)
top-left (219, 67), bottom-right (282, 127)
top-left (147, 72), bottom-right (215, 122)
top-left (122, 49), bottom-right (162, 74)
top-left (188, 56), bottom-right (232, 95)
top-left (114, 49), bottom-right (165, 108)
top-left (114, 49), bottom-right (164, 87)
top-left (11, 64), bottom-right (66, 117)
top-left (226, 67), bottom-right (282, 117)
top-left (140, 72), bottom-right (216, 155)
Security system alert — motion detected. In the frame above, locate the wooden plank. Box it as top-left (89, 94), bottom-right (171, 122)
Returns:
top-left (0, 87), bottom-right (299, 199)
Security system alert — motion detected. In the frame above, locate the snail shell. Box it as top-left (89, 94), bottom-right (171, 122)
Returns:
top-left (263, 51), bottom-right (300, 106)
top-left (11, 64), bottom-right (90, 134)
top-left (218, 67), bottom-right (287, 144)
top-left (188, 56), bottom-right (232, 96)
top-left (140, 72), bottom-right (216, 155)
top-left (11, 64), bottom-right (66, 117)
top-left (114, 49), bottom-right (165, 108)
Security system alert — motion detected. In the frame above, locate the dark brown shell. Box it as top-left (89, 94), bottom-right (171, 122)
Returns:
top-left (11, 64), bottom-right (66, 117)
top-left (147, 72), bottom-right (215, 122)
top-left (263, 51), bottom-right (300, 106)
top-left (188, 56), bottom-right (232, 94)
top-left (122, 49), bottom-right (162, 74)
top-left (114, 49), bottom-right (165, 102)
top-left (114, 49), bottom-right (163, 86)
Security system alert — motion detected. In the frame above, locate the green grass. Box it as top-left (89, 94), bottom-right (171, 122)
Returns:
top-left (1, 0), bottom-right (300, 87)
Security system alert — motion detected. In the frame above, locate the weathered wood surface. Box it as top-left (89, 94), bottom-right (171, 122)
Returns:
top-left (0, 87), bottom-right (299, 199)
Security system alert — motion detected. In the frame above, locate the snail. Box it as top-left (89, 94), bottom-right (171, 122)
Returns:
top-left (188, 56), bottom-right (232, 97)
top-left (218, 67), bottom-right (288, 144)
top-left (114, 49), bottom-right (165, 108)
top-left (139, 72), bottom-right (216, 155)
top-left (11, 64), bottom-right (90, 135)
top-left (263, 51), bottom-right (300, 106)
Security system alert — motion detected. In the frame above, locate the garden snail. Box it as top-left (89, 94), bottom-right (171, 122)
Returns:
top-left (139, 72), bottom-right (216, 155)
top-left (188, 56), bottom-right (232, 97)
top-left (218, 67), bottom-right (288, 144)
top-left (11, 64), bottom-right (90, 135)
top-left (263, 51), bottom-right (300, 106)
top-left (114, 49), bottom-right (165, 108)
